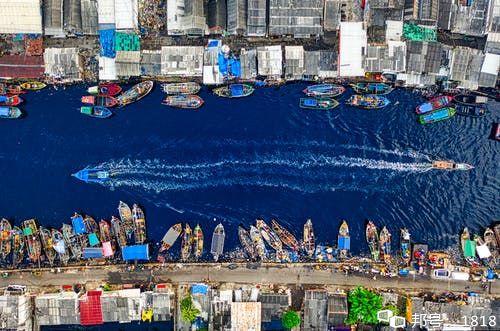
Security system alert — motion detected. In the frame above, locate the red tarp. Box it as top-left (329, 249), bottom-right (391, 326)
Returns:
top-left (79, 290), bottom-right (103, 326)
top-left (0, 55), bottom-right (44, 78)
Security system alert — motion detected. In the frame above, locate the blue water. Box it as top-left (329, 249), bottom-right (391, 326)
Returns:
top-left (1, 84), bottom-right (498, 256)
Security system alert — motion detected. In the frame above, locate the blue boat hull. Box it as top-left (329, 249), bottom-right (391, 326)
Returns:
top-left (72, 168), bottom-right (111, 184)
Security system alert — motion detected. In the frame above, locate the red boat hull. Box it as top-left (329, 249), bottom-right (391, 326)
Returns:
top-left (81, 95), bottom-right (118, 107)
top-left (99, 83), bottom-right (122, 96)
top-left (0, 95), bottom-right (23, 106)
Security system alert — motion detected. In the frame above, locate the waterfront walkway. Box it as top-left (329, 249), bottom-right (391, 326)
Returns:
top-left (1, 263), bottom-right (498, 296)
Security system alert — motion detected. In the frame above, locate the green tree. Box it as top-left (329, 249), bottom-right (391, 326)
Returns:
top-left (180, 295), bottom-right (200, 323)
top-left (281, 310), bottom-right (301, 330)
top-left (384, 304), bottom-right (400, 317)
top-left (345, 287), bottom-right (383, 325)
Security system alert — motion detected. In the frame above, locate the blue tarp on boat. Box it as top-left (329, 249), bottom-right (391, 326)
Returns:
top-left (83, 247), bottom-right (103, 259)
top-left (121, 244), bottom-right (149, 261)
top-left (303, 99), bottom-right (318, 107)
top-left (0, 107), bottom-right (9, 117)
top-left (338, 237), bottom-right (350, 250)
top-left (191, 283), bottom-right (209, 295)
top-left (88, 233), bottom-right (100, 246)
top-left (72, 216), bottom-right (86, 235)
top-left (99, 29), bottom-right (116, 58)
top-left (0, 96), bottom-right (8, 103)
top-left (230, 84), bottom-right (244, 97)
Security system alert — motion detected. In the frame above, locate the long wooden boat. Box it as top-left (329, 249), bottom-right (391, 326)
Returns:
top-left (162, 95), bottom-right (204, 109)
top-left (181, 224), bottom-right (193, 261)
top-left (159, 223), bottom-right (182, 252)
top-left (162, 82), bottom-right (201, 95)
top-left (0, 95), bottom-right (22, 106)
top-left (271, 219), bottom-right (300, 252)
top-left (39, 226), bottom-right (56, 266)
top-left (302, 219), bottom-right (315, 257)
top-left (351, 82), bottom-right (393, 95)
top-left (346, 95), bottom-right (390, 109)
top-left (299, 97), bottom-right (338, 110)
top-left (51, 228), bottom-right (70, 265)
top-left (193, 224), bottom-right (204, 259)
top-left (453, 94), bottom-right (488, 105)
top-left (99, 220), bottom-right (113, 243)
top-left (418, 107), bottom-right (456, 124)
top-left (62, 223), bottom-right (82, 260)
top-left (484, 227), bottom-right (499, 264)
top-left (0, 218), bottom-right (12, 261)
top-left (22, 219), bottom-right (42, 263)
top-left (88, 83), bottom-right (122, 96)
top-left (379, 226), bottom-right (392, 262)
top-left (495, 224), bottom-right (500, 248)
top-left (416, 95), bottom-right (453, 114)
top-left (0, 106), bottom-right (22, 119)
top-left (210, 223), bottom-right (225, 262)
top-left (81, 95), bottom-right (118, 107)
top-left (256, 219), bottom-right (282, 251)
top-left (366, 221), bottom-right (379, 261)
top-left (116, 81), bottom-right (154, 106)
top-left (455, 103), bottom-right (487, 117)
top-left (1, 84), bottom-right (25, 95)
top-left (11, 226), bottom-right (25, 268)
top-left (213, 84), bottom-right (254, 98)
top-left (400, 228), bottom-right (411, 265)
top-left (238, 225), bottom-right (256, 260)
top-left (132, 204), bottom-right (146, 244)
top-left (20, 81), bottom-right (46, 90)
top-left (80, 106), bottom-right (113, 118)
top-left (111, 216), bottom-right (128, 248)
top-left (250, 225), bottom-right (267, 260)
top-left (118, 201), bottom-right (134, 240)
top-left (303, 84), bottom-right (345, 97)
top-left (84, 216), bottom-right (99, 234)
top-left (337, 220), bottom-right (350, 259)
top-left (461, 228), bottom-right (479, 266)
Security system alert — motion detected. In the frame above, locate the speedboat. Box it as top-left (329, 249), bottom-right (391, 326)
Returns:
top-left (72, 167), bottom-right (111, 183)
top-left (431, 161), bottom-right (473, 171)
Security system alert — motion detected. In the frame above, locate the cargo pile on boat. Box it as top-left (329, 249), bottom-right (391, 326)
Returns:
top-left (161, 82), bottom-right (204, 110)
top-left (0, 81), bottom-right (47, 119)
top-left (0, 201), bottom-right (147, 267)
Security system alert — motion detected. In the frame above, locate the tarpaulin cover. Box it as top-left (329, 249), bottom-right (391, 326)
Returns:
top-left (191, 283), bottom-right (209, 295)
top-left (338, 237), bottom-right (350, 250)
top-left (304, 99), bottom-right (318, 107)
top-left (0, 96), bottom-right (7, 102)
top-left (230, 84), bottom-right (243, 96)
top-left (23, 227), bottom-right (33, 236)
top-left (0, 107), bottom-right (9, 117)
top-left (102, 241), bottom-right (114, 257)
top-left (79, 291), bottom-right (103, 325)
top-left (228, 58), bottom-right (241, 77)
top-left (207, 40), bottom-right (221, 49)
top-left (72, 216), bottom-right (86, 234)
top-left (218, 53), bottom-right (228, 76)
top-left (476, 244), bottom-right (491, 259)
top-left (121, 244), bottom-right (149, 261)
top-left (115, 32), bottom-right (140, 51)
top-left (88, 233), bottom-right (100, 246)
top-left (83, 247), bottom-right (103, 259)
top-left (99, 29), bottom-right (116, 58)
top-left (403, 23), bottom-right (437, 42)
top-left (464, 240), bottom-right (476, 258)
top-left (54, 240), bottom-right (66, 254)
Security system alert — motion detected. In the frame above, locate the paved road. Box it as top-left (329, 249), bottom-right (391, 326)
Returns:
top-left (1, 263), bottom-right (497, 295)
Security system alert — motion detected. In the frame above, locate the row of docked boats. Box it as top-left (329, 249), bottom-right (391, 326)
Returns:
top-left (300, 83), bottom-right (393, 110)
top-left (80, 81), bottom-right (154, 118)
top-left (415, 93), bottom-right (489, 124)
top-left (0, 201), bottom-right (147, 267)
top-left (0, 81), bottom-right (47, 119)
top-left (460, 226), bottom-right (500, 268)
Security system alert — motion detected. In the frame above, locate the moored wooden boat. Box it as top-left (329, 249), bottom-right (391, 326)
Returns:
top-left (80, 106), bottom-right (113, 118)
top-left (132, 204), bottom-right (146, 244)
top-left (213, 84), bottom-right (254, 98)
top-left (0, 218), bottom-right (12, 261)
top-left (346, 94), bottom-right (390, 109)
top-left (210, 223), bottom-right (225, 262)
top-left (418, 107), bottom-right (456, 124)
top-left (302, 84), bottom-right (345, 97)
top-left (400, 228), bottom-right (411, 265)
top-left (238, 225), bottom-right (256, 260)
top-left (162, 95), bottom-right (204, 109)
top-left (415, 95), bottom-right (453, 114)
top-left (351, 82), bottom-right (393, 95)
top-left (0, 95), bottom-right (22, 106)
top-left (193, 224), bottom-right (203, 259)
top-left (271, 219), bottom-right (300, 252)
top-left (22, 219), bottom-right (42, 264)
top-left (116, 81), bottom-right (154, 106)
top-left (455, 103), bottom-right (487, 117)
top-left (159, 223), bottom-right (182, 252)
top-left (111, 216), bottom-right (128, 249)
top-left (88, 83), bottom-right (122, 96)
top-left (0, 106), bottom-right (22, 119)
top-left (366, 221), bottom-right (379, 261)
top-left (453, 94), bottom-right (488, 105)
top-left (81, 95), bottom-right (118, 107)
top-left (118, 201), bottom-right (134, 240)
top-left (20, 81), bottom-right (46, 90)
top-left (299, 97), bottom-right (339, 110)
top-left (62, 223), bottom-right (82, 260)
top-left (11, 226), bottom-right (25, 268)
top-left (302, 219), bottom-right (315, 257)
top-left (337, 220), bottom-right (350, 259)
top-left (39, 226), bottom-right (56, 266)
top-left (256, 219), bottom-right (282, 251)
top-left (181, 224), bottom-right (193, 261)
top-left (484, 227), bottom-right (499, 264)
top-left (379, 226), bottom-right (392, 262)
top-left (250, 225), bottom-right (267, 260)
top-left (5, 85), bottom-right (25, 95)
top-left (162, 82), bottom-right (201, 95)
top-left (51, 228), bottom-right (70, 265)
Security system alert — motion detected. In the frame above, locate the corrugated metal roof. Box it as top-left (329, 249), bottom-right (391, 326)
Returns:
top-left (269, 0), bottom-right (323, 37)
top-left (0, 55), bottom-right (44, 79)
top-left (339, 22), bottom-right (367, 77)
top-left (0, 0), bottom-right (43, 34)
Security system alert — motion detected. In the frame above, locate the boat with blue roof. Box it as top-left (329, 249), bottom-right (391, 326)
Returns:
top-left (303, 84), bottom-right (345, 98)
top-left (72, 167), bottom-right (111, 184)
top-left (80, 106), bottom-right (113, 118)
top-left (338, 220), bottom-right (350, 259)
top-left (416, 95), bottom-right (453, 114)
top-left (351, 82), bottom-right (393, 95)
top-left (213, 84), bottom-right (254, 98)
top-left (299, 97), bottom-right (339, 110)
top-left (346, 95), bottom-right (390, 109)
top-left (418, 107), bottom-right (456, 124)
top-left (0, 106), bottom-right (22, 119)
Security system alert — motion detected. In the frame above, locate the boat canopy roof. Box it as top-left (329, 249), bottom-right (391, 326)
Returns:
top-left (303, 98), bottom-right (318, 107)
top-left (102, 241), bottom-right (114, 257)
top-left (476, 244), bottom-right (491, 259)
top-left (338, 237), bottom-right (351, 250)
top-left (88, 233), bottom-right (100, 246)
top-left (83, 247), bottom-right (103, 259)
top-left (23, 227), bottom-right (33, 236)
top-left (72, 216), bottom-right (86, 235)
top-left (0, 107), bottom-right (9, 116)
top-left (122, 244), bottom-right (149, 261)
top-left (230, 84), bottom-right (243, 96)
top-left (464, 240), bottom-right (476, 258)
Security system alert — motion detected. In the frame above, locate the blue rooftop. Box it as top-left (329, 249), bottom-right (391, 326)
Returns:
top-left (122, 244), bottom-right (150, 261)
